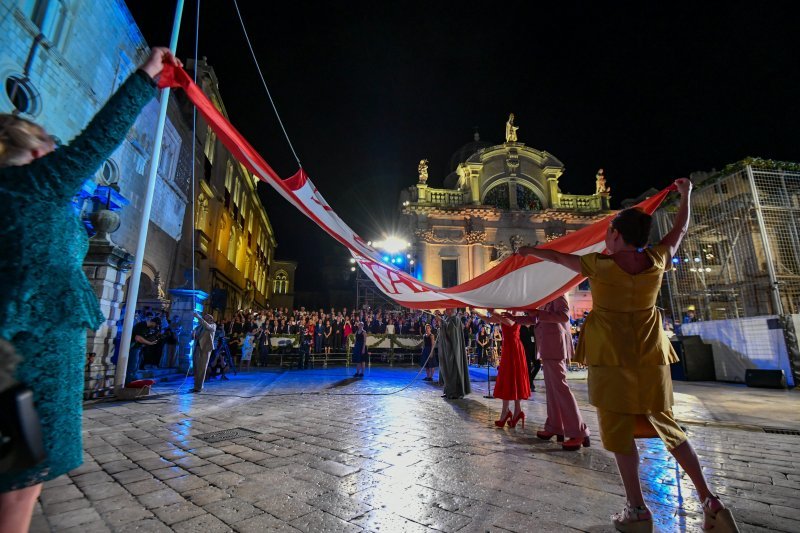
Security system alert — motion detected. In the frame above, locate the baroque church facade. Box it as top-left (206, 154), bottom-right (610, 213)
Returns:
top-left (400, 115), bottom-right (613, 316)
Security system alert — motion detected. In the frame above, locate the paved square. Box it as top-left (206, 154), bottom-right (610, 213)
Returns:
top-left (31, 367), bottom-right (800, 532)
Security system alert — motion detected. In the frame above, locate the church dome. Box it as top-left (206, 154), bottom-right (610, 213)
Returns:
top-left (448, 132), bottom-right (494, 172)
top-left (442, 171), bottom-right (461, 189)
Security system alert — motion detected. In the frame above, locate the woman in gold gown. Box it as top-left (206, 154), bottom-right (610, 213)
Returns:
top-left (518, 179), bottom-right (738, 532)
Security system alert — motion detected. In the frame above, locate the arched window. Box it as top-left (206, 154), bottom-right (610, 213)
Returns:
top-left (516, 184), bottom-right (542, 211)
top-left (484, 185), bottom-right (510, 209)
top-left (273, 270), bottom-right (288, 294)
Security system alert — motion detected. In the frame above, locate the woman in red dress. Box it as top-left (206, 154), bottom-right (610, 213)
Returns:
top-left (481, 312), bottom-right (531, 428)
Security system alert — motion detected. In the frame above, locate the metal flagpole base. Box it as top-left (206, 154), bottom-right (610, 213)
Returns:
top-left (484, 328), bottom-right (496, 398)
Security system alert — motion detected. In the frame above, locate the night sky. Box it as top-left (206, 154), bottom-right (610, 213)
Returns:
top-left (127, 1), bottom-right (798, 291)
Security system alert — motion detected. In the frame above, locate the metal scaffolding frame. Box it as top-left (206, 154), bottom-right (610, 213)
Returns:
top-left (655, 164), bottom-right (800, 322)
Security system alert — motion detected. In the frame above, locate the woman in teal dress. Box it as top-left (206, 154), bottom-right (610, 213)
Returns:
top-left (0, 47), bottom-right (179, 532)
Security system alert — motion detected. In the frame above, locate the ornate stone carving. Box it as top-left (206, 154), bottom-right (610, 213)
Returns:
top-left (505, 150), bottom-right (520, 174)
top-left (491, 235), bottom-right (532, 264)
top-left (415, 228), bottom-right (486, 244)
top-left (510, 234), bottom-right (524, 254)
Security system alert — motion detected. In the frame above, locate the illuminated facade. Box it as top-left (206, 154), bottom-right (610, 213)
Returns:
top-left (269, 260), bottom-right (297, 310)
top-left (186, 59), bottom-right (277, 316)
top-left (400, 122), bottom-right (612, 316)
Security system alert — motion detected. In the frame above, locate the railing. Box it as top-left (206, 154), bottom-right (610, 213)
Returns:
top-left (557, 194), bottom-right (603, 211)
top-left (423, 188), bottom-right (469, 207)
top-left (267, 334), bottom-right (423, 367)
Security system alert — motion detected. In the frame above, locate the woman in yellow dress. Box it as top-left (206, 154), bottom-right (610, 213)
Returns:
top-left (518, 178), bottom-right (738, 532)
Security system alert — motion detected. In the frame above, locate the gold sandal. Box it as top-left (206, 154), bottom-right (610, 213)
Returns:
top-left (612, 502), bottom-right (653, 532)
top-left (702, 495), bottom-right (740, 532)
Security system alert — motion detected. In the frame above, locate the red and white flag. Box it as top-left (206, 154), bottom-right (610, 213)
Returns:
top-left (159, 64), bottom-right (673, 310)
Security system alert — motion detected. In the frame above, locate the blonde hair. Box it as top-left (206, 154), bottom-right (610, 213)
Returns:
top-left (0, 113), bottom-right (52, 167)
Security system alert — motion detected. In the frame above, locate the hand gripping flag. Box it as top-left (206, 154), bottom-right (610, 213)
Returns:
top-left (158, 63), bottom-right (674, 310)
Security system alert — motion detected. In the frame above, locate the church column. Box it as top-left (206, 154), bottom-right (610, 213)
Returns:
top-left (468, 172), bottom-right (480, 204)
top-left (509, 178), bottom-right (518, 209)
top-left (470, 244), bottom-right (485, 279)
top-left (547, 175), bottom-right (560, 208)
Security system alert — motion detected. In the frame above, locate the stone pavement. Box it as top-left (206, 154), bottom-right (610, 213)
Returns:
top-left (31, 366), bottom-right (800, 532)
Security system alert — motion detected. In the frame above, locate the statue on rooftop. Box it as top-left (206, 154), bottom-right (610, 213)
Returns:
top-left (505, 113), bottom-right (519, 143)
top-left (418, 159), bottom-right (429, 183)
top-left (595, 168), bottom-right (611, 195)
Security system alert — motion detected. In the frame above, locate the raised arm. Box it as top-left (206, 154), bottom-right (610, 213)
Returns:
top-left (25, 48), bottom-right (180, 200)
top-left (517, 247), bottom-right (582, 273)
top-left (659, 178), bottom-right (692, 259)
top-left (473, 309), bottom-right (514, 327)
top-left (536, 296), bottom-right (570, 324)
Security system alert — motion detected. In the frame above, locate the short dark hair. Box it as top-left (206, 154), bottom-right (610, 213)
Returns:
top-left (611, 208), bottom-right (652, 248)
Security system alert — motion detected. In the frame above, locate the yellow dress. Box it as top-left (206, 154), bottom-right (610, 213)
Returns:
top-left (577, 245), bottom-right (686, 454)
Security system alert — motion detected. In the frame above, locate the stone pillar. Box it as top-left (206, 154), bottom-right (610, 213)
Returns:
top-left (83, 210), bottom-right (133, 400)
top-left (416, 183), bottom-right (428, 203)
top-left (168, 287), bottom-right (209, 373)
top-left (508, 178), bottom-right (518, 210)
top-left (470, 173), bottom-right (481, 204)
top-left (471, 244), bottom-right (485, 279)
top-left (547, 176), bottom-right (560, 208)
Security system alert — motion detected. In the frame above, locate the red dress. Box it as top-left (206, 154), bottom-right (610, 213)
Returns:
top-left (493, 323), bottom-right (531, 400)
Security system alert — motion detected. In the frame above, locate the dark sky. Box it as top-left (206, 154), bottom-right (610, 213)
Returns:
top-left (127, 1), bottom-right (799, 290)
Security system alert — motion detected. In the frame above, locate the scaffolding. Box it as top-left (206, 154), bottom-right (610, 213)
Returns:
top-left (655, 162), bottom-right (800, 322)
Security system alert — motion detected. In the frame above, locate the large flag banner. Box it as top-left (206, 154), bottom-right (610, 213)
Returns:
top-left (159, 63), bottom-right (674, 310)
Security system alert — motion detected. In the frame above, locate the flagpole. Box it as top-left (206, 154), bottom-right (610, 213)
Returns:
top-left (115, 0), bottom-right (186, 393)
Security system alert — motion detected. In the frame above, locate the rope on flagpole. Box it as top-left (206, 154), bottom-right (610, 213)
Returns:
top-left (231, 0), bottom-right (303, 169)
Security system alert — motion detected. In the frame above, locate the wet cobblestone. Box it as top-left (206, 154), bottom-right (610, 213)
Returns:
top-left (30, 366), bottom-right (800, 532)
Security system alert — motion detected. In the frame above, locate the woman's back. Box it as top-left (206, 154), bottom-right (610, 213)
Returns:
top-left (585, 246), bottom-right (669, 313)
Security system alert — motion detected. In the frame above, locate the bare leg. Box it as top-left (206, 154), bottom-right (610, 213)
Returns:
top-left (669, 440), bottom-right (712, 502)
top-left (513, 399), bottom-right (522, 416)
top-left (614, 444), bottom-right (647, 508)
top-left (500, 399), bottom-right (510, 418)
top-left (0, 483), bottom-right (42, 533)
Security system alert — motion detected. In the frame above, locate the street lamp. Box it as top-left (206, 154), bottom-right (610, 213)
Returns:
top-left (372, 236), bottom-right (409, 255)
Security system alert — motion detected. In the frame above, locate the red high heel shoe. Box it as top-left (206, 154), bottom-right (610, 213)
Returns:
top-left (508, 410), bottom-right (525, 429)
top-left (494, 411), bottom-right (512, 428)
top-left (536, 430), bottom-right (565, 442)
top-left (562, 435), bottom-right (591, 451)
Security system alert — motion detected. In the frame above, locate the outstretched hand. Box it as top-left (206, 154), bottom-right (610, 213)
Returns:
top-left (140, 46), bottom-right (183, 80)
top-left (674, 177), bottom-right (692, 196)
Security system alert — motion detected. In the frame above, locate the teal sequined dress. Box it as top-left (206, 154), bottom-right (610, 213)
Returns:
top-left (0, 71), bottom-right (155, 492)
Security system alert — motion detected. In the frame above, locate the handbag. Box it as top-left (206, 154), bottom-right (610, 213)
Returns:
top-left (0, 383), bottom-right (46, 474)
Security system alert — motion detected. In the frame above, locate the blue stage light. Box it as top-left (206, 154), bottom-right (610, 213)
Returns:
top-left (383, 256), bottom-right (390, 262)
top-left (672, 257), bottom-right (680, 264)
top-left (395, 256), bottom-right (403, 264)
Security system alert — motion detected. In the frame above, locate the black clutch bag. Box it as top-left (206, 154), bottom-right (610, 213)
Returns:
top-left (0, 383), bottom-right (46, 474)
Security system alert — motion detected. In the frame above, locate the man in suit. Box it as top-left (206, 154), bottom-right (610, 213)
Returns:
top-left (531, 295), bottom-right (589, 451)
top-left (191, 312), bottom-right (216, 392)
